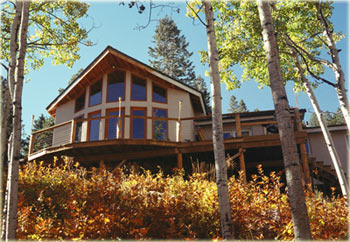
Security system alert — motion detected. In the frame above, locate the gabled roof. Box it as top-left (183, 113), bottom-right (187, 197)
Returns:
top-left (47, 46), bottom-right (207, 116)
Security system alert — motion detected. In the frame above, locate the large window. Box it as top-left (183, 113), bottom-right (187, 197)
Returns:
top-left (105, 108), bottom-right (125, 139)
top-left (107, 70), bottom-right (125, 102)
top-left (89, 79), bottom-right (102, 106)
top-left (152, 83), bottom-right (167, 103)
top-left (74, 115), bottom-right (84, 142)
top-left (153, 108), bottom-right (167, 140)
top-left (88, 111), bottom-right (101, 141)
top-left (75, 92), bottom-right (85, 112)
top-left (131, 75), bottom-right (146, 101)
top-left (131, 107), bottom-right (147, 139)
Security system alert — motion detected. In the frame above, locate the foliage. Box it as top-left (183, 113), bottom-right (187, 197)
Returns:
top-left (228, 95), bottom-right (248, 113)
top-left (308, 108), bottom-right (346, 127)
top-left (17, 160), bottom-right (348, 240)
top-left (148, 16), bottom-right (211, 111)
top-left (0, 0), bottom-right (92, 71)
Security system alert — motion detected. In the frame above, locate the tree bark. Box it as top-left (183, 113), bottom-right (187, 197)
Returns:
top-left (290, 48), bottom-right (348, 196)
top-left (316, 1), bottom-right (350, 131)
top-left (6, 1), bottom-right (30, 240)
top-left (256, 0), bottom-right (313, 240)
top-left (202, 1), bottom-right (234, 239)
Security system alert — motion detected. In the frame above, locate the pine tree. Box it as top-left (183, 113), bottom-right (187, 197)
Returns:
top-left (148, 16), bottom-right (195, 85)
top-left (228, 95), bottom-right (248, 113)
top-left (237, 100), bottom-right (248, 113)
top-left (193, 75), bottom-right (211, 110)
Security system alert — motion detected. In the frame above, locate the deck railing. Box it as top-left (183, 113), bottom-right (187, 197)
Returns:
top-left (28, 111), bottom-right (299, 157)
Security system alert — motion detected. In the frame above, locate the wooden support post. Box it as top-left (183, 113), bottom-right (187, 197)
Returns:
top-left (28, 115), bottom-right (35, 155)
top-left (70, 119), bottom-right (76, 143)
top-left (176, 101), bottom-right (182, 142)
top-left (28, 135), bottom-right (35, 156)
top-left (295, 108), bottom-right (311, 185)
top-left (235, 113), bottom-right (246, 182)
top-left (177, 152), bottom-right (183, 169)
top-left (117, 97), bottom-right (122, 139)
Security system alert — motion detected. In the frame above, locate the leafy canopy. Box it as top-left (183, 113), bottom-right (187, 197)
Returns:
top-left (0, 0), bottom-right (93, 71)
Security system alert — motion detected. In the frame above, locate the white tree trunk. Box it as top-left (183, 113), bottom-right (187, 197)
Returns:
top-left (202, 1), bottom-right (234, 239)
top-left (6, 1), bottom-right (30, 240)
top-left (316, 2), bottom-right (350, 131)
top-left (291, 49), bottom-right (348, 196)
top-left (256, 0), bottom-right (312, 240)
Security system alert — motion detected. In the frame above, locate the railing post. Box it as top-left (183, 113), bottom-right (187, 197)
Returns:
top-left (295, 108), bottom-right (311, 185)
top-left (176, 101), bottom-right (182, 142)
top-left (70, 119), bottom-right (76, 143)
top-left (28, 134), bottom-right (35, 156)
top-left (235, 113), bottom-right (246, 183)
top-left (117, 97), bottom-right (122, 139)
top-left (28, 115), bottom-right (35, 156)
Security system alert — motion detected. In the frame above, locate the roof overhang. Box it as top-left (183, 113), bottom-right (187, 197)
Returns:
top-left (47, 46), bottom-right (207, 116)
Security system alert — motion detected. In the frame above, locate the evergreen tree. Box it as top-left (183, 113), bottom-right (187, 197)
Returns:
top-left (237, 100), bottom-right (248, 113)
top-left (148, 16), bottom-right (195, 85)
top-left (193, 75), bottom-right (211, 111)
top-left (228, 95), bottom-right (248, 113)
top-left (228, 95), bottom-right (239, 113)
top-left (308, 109), bottom-right (346, 127)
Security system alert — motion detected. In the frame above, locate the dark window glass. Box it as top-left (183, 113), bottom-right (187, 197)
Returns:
top-left (131, 108), bottom-right (146, 139)
top-left (89, 79), bottom-right (102, 106)
top-left (88, 112), bottom-right (101, 141)
top-left (106, 109), bottom-right (125, 139)
top-left (107, 70), bottom-right (125, 102)
top-left (75, 92), bottom-right (85, 112)
top-left (74, 116), bottom-right (84, 142)
top-left (153, 108), bottom-right (167, 140)
top-left (132, 76), bottom-right (146, 101)
top-left (153, 84), bottom-right (166, 103)
top-left (223, 132), bottom-right (233, 139)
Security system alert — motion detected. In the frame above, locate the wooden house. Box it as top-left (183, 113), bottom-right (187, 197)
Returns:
top-left (28, 45), bottom-right (343, 189)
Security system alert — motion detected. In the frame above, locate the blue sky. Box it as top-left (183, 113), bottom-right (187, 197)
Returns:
top-left (19, 0), bottom-right (349, 136)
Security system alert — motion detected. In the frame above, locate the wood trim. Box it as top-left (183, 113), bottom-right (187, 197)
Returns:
top-left (105, 107), bottom-right (125, 139)
top-left (130, 74), bottom-right (147, 101)
top-left (152, 82), bottom-right (168, 104)
top-left (88, 79), bottom-right (103, 107)
top-left (152, 107), bottom-right (168, 140)
top-left (130, 107), bottom-right (147, 139)
top-left (106, 69), bottom-right (126, 103)
top-left (87, 110), bottom-right (101, 141)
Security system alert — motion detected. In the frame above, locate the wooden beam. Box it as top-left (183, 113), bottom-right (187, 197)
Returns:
top-left (235, 113), bottom-right (246, 182)
top-left (70, 120), bottom-right (76, 144)
top-left (177, 152), bottom-right (183, 169)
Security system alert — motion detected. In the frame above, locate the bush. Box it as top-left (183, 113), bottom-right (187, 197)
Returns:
top-left (17, 160), bottom-right (348, 240)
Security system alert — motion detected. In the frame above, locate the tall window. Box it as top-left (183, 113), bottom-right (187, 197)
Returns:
top-left (107, 70), bottom-right (125, 102)
top-left (131, 107), bottom-right (147, 139)
top-left (153, 108), bottom-right (167, 140)
top-left (131, 75), bottom-right (146, 101)
top-left (74, 115), bottom-right (84, 142)
top-left (88, 111), bottom-right (101, 141)
top-left (105, 108), bottom-right (125, 139)
top-left (75, 92), bottom-right (85, 112)
top-left (152, 83), bottom-right (167, 103)
top-left (89, 79), bottom-right (102, 106)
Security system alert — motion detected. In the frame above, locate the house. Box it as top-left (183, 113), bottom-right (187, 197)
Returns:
top-left (27, 46), bottom-right (344, 190)
top-left (305, 125), bottom-right (349, 189)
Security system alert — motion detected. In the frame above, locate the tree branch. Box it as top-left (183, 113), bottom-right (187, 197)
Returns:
top-left (186, 0), bottom-right (207, 27)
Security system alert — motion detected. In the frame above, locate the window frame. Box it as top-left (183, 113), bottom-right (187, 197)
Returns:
top-left (106, 69), bottom-right (126, 103)
top-left (130, 107), bottom-right (147, 139)
top-left (152, 107), bottom-right (168, 140)
top-left (74, 91), bottom-right (86, 113)
top-left (89, 79), bottom-right (103, 107)
top-left (105, 107), bottom-right (125, 139)
top-left (73, 115), bottom-right (84, 142)
top-left (131, 74), bottom-right (147, 101)
top-left (152, 83), bottom-right (167, 104)
top-left (87, 110), bottom-right (101, 141)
